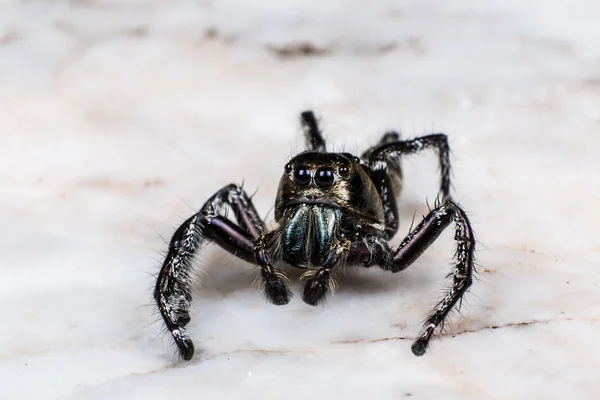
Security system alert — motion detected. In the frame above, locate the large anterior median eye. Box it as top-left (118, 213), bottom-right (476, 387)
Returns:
top-left (315, 167), bottom-right (334, 188)
top-left (293, 166), bottom-right (312, 186)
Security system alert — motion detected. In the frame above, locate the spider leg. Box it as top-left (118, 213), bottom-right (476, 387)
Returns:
top-left (366, 133), bottom-right (452, 202)
top-left (154, 184), bottom-right (290, 360)
top-left (358, 131), bottom-right (405, 240)
top-left (368, 166), bottom-right (400, 240)
top-left (376, 131), bottom-right (404, 201)
top-left (301, 239), bottom-right (351, 305)
top-left (300, 110), bottom-right (326, 152)
top-left (352, 199), bottom-right (475, 356)
top-left (377, 130), bottom-right (401, 145)
top-left (368, 131), bottom-right (404, 238)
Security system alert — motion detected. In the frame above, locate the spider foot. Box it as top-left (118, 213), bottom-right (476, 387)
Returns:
top-left (173, 329), bottom-right (195, 361)
top-left (411, 338), bottom-right (429, 357)
top-left (302, 270), bottom-right (330, 306)
top-left (262, 268), bottom-right (291, 305)
top-left (411, 322), bottom-right (436, 356)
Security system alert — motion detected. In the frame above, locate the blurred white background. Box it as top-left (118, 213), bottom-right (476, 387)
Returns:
top-left (0, 1), bottom-right (599, 399)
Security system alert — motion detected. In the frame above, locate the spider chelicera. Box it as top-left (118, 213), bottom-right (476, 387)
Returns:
top-left (154, 111), bottom-right (476, 360)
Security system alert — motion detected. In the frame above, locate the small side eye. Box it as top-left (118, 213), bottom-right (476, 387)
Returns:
top-left (339, 165), bottom-right (350, 177)
top-left (285, 163), bottom-right (293, 173)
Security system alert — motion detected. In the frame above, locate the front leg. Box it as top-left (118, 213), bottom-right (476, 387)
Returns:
top-left (154, 184), bottom-right (290, 360)
top-left (301, 239), bottom-right (351, 305)
top-left (352, 199), bottom-right (476, 356)
top-left (253, 233), bottom-right (293, 305)
top-left (396, 200), bottom-right (475, 356)
top-left (155, 212), bottom-right (259, 360)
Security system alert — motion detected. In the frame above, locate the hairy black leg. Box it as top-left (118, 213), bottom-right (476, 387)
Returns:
top-left (206, 183), bottom-right (266, 238)
top-left (354, 200), bottom-right (475, 356)
top-left (370, 168), bottom-right (400, 239)
top-left (368, 134), bottom-right (451, 200)
top-left (300, 110), bottom-right (326, 152)
top-left (154, 212), bottom-right (259, 360)
top-left (378, 131), bottom-right (403, 198)
top-left (378, 131), bottom-right (400, 144)
top-left (406, 202), bottom-right (474, 356)
top-left (360, 131), bottom-right (404, 239)
top-left (154, 184), bottom-right (289, 360)
top-left (203, 185), bottom-right (290, 301)
top-left (154, 214), bottom-right (202, 360)
top-left (253, 233), bottom-right (292, 305)
top-left (302, 240), bottom-right (350, 305)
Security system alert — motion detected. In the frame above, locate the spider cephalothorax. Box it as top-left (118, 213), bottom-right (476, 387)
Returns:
top-left (154, 111), bottom-right (476, 361)
top-left (272, 152), bottom-right (383, 270)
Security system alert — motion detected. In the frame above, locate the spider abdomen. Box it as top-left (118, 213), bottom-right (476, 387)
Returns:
top-left (281, 204), bottom-right (342, 267)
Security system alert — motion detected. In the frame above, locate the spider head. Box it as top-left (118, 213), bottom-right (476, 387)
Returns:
top-left (274, 151), bottom-right (384, 224)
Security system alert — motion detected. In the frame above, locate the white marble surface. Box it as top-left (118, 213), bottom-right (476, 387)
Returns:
top-left (1, 1), bottom-right (599, 399)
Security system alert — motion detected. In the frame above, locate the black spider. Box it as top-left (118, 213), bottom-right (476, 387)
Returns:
top-left (154, 111), bottom-right (476, 360)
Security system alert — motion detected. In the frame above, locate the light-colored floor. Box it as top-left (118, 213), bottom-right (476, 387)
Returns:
top-left (1, 1), bottom-right (599, 399)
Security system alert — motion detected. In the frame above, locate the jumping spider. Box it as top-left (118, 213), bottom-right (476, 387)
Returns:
top-left (154, 111), bottom-right (475, 360)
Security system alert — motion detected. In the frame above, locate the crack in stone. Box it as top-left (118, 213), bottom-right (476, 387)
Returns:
top-left (201, 320), bottom-right (551, 361)
top-left (333, 319), bottom-right (547, 345)
top-left (333, 336), bottom-right (412, 345)
top-left (114, 318), bottom-right (599, 381)
top-left (446, 319), bottom-right (545, 337)
top-left (203, 347), bottom-right (316, 361)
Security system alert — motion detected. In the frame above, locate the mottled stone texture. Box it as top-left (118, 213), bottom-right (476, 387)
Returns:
top-left (1, 1), bottom-right (599, 399)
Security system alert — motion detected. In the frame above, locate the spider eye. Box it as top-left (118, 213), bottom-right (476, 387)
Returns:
top-left (293, 166), bottom-right (312, 187)
top-left (285, 163), bottom-right (293, 173)
top-left (339, 165), bottom-right (350, 177)
top-left (315, 167), bottom-right (335, 188)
